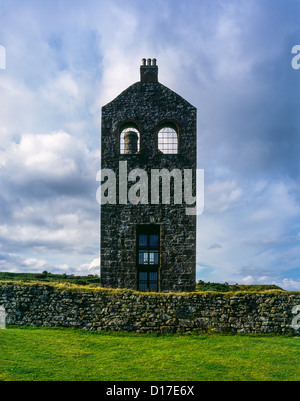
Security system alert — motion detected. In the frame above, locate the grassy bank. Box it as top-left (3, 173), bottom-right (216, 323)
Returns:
top-left (0, 326), bottom-right (299, 381)
top-left (0, 272), bottom-right (286, 293)
top-left (0, 272), bottom-right (100, 286)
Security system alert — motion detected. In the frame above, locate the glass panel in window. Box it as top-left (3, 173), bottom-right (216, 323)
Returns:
top-left (158, 127), bottom-right (178, 154)
top-left (149, 235), bottom-right (159, 247)
top-left (149, 283), bottom-right (157, 291)
top-left (139, 283), bottom-right (147, 291)
top-left (139, 272), bottom-right (148, 291)
top-left (149, 251), bottom-right (159, 265)
top-left (139, 251), bottom-right (148, 264)
top-left (139, 235), bottom-right (148, 247)
top-left (149, 272), bottom-right (158, 291)
top-left (139, 272), bottom-right (147, 281)
top-left (149, 272), bottom-right (157, 281)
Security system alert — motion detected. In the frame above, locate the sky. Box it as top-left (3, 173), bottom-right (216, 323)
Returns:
top-left (0, 0), bottom-right (299, 290)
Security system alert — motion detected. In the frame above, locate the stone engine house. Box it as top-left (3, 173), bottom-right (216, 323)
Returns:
top-left (100, 59), bottom-right (197, 292)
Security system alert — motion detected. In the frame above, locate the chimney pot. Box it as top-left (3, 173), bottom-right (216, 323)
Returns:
top-left (140, 58), bottom-right (158, 83)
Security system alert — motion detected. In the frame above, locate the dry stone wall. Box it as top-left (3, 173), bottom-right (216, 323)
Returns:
top-left (0, 283), bottom-right (299, 335)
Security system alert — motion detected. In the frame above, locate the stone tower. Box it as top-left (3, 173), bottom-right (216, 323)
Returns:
top-left (100, 58), bottom-right (197, 292)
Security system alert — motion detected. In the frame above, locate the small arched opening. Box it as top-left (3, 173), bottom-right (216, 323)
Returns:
top-left (120, 125), bottom-right (140, 154)
top-left (158, 125), bottom-right (178, 154)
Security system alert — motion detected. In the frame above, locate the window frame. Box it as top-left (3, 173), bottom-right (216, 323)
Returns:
top-left (157, 122), bottom-right (179, 155)
top-left (118, 121), bottom-right (141, 155)
top-left (136, 225), bottom-right (160, 291)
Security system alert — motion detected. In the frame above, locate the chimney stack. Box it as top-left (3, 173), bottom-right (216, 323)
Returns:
top-left (140, 58), bottom-right (158, 83)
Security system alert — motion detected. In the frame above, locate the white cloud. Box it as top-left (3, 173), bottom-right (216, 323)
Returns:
top-left (1, 130), bottom-right (97, 184)
top-left (23, 258), bottom-right (47, 271)
top-left (0, 130), bottom-right (99, 273)
top-left (41, 71), bottom-right (79, 110)
top-left (0, 76), bottom-right (37, 146)
top-left (281, 278), bottom-right (300, 292)
top-left (197, 175), bottom-right (300, 288)
top-left (239, 274), bottom-right (300, 292)
top-left (240, 275), bottom-right (253, 285)
top-left (79, 257), bottom-right (101, 276)
top-left (204, 179), bottom-right (243, 213)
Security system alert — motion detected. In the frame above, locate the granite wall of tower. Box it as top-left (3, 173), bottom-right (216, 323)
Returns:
top-left (101, 62), bottom-right (197, 291)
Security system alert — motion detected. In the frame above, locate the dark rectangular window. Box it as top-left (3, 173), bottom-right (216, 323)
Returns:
top-left (137, 225), bottom-right (160, 291)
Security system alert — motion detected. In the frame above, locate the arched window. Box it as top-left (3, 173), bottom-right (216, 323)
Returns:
top-left (158, 126), bottom-right (178, 154)
top-left (120, 127), bottom-right (140, 154)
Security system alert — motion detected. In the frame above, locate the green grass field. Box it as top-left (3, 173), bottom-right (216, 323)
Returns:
top-left (0, 326), bottom-right (299, 381)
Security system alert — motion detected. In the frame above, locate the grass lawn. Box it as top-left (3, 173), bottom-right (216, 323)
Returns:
top-left (0, 326), bottom-right (299, 381)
